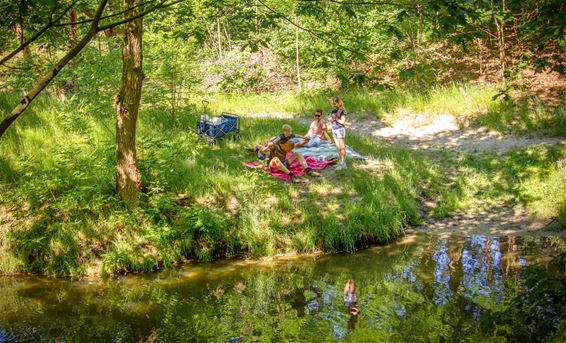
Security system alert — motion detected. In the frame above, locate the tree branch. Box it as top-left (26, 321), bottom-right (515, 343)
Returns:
top-left (298, 0), bottom-right (410, 6)
top-left (0, 0), bottom-right (109, 139)
top-left (53, 0), bottom-right (158, 27)
top-left (0, 0), bottom-right (80, 66)
top-left (97, 0), bottom-right (183, 31)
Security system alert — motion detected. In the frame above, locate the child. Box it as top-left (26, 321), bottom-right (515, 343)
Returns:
top-left (344, 279), bottom-right (359, 316)
top-left (329, 97), bottom-right (347, 169)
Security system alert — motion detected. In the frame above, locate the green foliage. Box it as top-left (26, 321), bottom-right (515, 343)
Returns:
top-left (484, 252), bottom-right (566, 340)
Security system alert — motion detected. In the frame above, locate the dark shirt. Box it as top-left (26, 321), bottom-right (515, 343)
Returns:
top-left (271, 133), bottom-right (296, 144)
top-left (331, 109), bottom-right (346, 130)
top-left (268, 133), bottom-right (295, 162)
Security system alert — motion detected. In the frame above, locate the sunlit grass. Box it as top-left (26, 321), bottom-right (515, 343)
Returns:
top-left (192, 84), bottom-right (565, 136)
top-left (194, 84), bottom-right (497, 119)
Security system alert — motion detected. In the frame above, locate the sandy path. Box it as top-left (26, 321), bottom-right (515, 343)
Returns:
top-left (317, 113), bottom-right (565, 152)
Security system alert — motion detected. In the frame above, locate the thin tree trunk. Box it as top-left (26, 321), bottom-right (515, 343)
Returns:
top-left (295, 25), bottom-right (302, 92)
top-left (0, 0), bottom-right (108, 139)
top-left (216, 15), bottom-right (223, 59)
top-left (223, 19), bottom-right (231, 47)
top-left (13, 22), bottom-right (31, 58)
top-left (114, 0), bottom-right (143, 206)
top-left (495, 0), bottom-right (507, 82)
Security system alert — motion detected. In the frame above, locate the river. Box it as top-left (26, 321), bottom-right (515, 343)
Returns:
top-left (1, 233), bottom-right (565, 342)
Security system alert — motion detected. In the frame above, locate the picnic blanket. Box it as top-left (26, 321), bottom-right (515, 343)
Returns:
top-left (293, 140), bottom-right (368, 161)
top-left (244, 153), bottom-right (333, 181)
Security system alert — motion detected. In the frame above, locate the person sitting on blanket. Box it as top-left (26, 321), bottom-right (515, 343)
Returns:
top-left (260, 124), bottom-right (321, 181)
top-left (291, 109), bottom-right (334, 148)
top-left (248, 123), bottom-right (310, 159)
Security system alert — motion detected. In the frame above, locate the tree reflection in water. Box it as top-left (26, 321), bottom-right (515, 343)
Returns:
top-left (0, 234), bottom-right (564, 342)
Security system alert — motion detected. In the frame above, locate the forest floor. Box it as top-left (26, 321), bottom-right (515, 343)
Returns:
top-left (293, 112), bottom-right (566, 237)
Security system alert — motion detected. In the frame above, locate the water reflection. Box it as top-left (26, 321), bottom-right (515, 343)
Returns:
top-left (0, 234), bottom-right (564, 342)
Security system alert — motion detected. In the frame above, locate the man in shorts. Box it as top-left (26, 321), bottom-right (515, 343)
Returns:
top-left (261, 124), bottom-right (321, 181)
top-left (292, 109), bottom-right (333, 148)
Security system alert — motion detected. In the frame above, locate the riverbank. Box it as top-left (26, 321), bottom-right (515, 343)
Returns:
top-left (1, 88), bottom-right (564, 277)
top-left (0, 94), bottom-right (429, 277)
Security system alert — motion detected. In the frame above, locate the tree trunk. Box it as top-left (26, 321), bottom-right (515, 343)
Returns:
top-left (495, 0), bottom-right (507, 82)
top-left (12, 22), bottom-right (31, 58)
top-left (216, 15), bottom-right (223, 59)
top-left (114, 0), bottom-right (143, 206)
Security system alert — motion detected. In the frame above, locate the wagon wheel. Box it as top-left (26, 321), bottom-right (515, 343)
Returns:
top-left (206, 135), bottom-right (215, 146)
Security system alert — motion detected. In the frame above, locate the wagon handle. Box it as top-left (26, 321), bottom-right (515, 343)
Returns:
top-left (202, 100), bottom-right (209, 111)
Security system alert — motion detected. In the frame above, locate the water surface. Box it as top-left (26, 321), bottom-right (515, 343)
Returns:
top-left (1, 233), bottom-right (564, 342)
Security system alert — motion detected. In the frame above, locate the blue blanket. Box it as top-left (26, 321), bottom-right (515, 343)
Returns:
top-left (293, 140), bottom-right (368, 161)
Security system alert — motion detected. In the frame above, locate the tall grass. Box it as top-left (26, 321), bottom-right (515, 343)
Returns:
top-left (195, 84), bottom-right (498, 119)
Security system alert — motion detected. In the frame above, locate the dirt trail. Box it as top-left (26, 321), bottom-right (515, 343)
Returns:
top-left (292, 112), bottom-right (565, 236)
top-left (335, 112), bottom-right (565, 152)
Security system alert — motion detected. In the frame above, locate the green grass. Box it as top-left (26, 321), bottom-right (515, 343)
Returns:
top-left (195, 84), bottom-right (566, 136)
top-left (195, 84), bottom-right (498, 119)
top-left (0, 92), bottom-right (434, 277)
top-left (1, 86), bottom-right (564, 278)
top-left (470, 97), bottom-right (566, 137)
top-left (430, 145), bottom-right (566, 223)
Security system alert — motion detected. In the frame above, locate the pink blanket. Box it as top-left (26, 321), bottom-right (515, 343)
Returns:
top-left (244, 153), bottom-right (334, 181)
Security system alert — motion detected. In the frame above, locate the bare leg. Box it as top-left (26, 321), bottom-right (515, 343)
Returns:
top-left (289, 152), bottom-right (319, 176)
top-left (333, 136), bottom-right (346, 168)
top-left (337, 137), bottom-right (346, 163)
top-left (287, 152), bottom-right (308, 169)
top-left (270, 157), bottom-right (290, 174)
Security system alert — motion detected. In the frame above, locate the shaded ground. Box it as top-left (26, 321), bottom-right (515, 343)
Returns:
top-left (293, 112), bottom-right (565, 236)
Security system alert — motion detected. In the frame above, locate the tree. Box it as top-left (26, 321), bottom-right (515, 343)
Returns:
top-left (114, 0), bottom-right (144, 206)
top-left (0, 0), bottom-right (181, 139)
top-left (0, 0), bottom-right (109, 139)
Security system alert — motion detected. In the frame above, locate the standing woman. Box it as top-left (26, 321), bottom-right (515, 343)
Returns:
top-left (330, 96), bottom-right (347, 169)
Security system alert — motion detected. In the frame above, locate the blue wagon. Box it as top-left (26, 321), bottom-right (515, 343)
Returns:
top-left (196, 101), bottom-right (241, 144)
top-left (198, 113), bottom-right (241, 142)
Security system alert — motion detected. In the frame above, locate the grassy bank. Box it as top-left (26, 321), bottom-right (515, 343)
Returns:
top-left (0, 93), bottom-right (433, 277)
top-left (1, 86), bottom-right (564, 278)
top-left (430, 145), bottom-right (566, 224)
